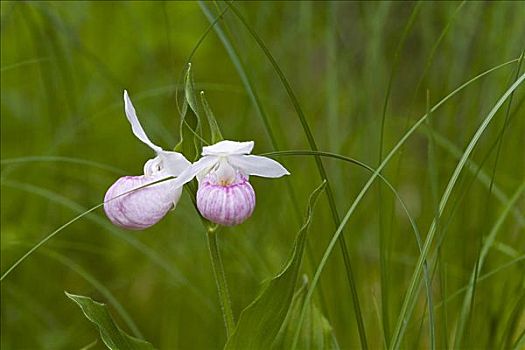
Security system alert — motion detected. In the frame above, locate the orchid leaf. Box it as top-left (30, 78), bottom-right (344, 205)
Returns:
top-left (224, 181), bottom-right (326, 350)
top-left (65, 292), bottom-right (155, 350)
top-left (183, 63), bottom-right (203, 156)
top-left (200, 90), bottom-right (223, 143)
top-left (183, 63), bottom-right (202, 119)
top-left (174, 64), bottom-right (190, 153)
top-left (274, 277), bottom-right (339, 350)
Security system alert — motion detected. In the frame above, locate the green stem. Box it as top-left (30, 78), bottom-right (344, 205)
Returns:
top-left (206, 227), bottom-right (235, 337)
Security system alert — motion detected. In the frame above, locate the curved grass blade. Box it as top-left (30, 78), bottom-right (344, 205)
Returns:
top-left (224, 181), bottom-right (326, 350)
top-left (277, 58), bottom-right (521, 349)
top-left (174, 4), bottom-right (230, 118)
top-left (0, 56), bottom-right (50, 72)
top-left (197, 0), bottom-right (303, 222)
top-left (199, 0), bottom-right (330, 316)
top-left (377, 5), bottom-right (421, 344)
top-left (390, 73), bottom-right (525, 349)
top-left (0, 156), bottom-right (126, 174)
top-left (263, 151), bottom-right (428, 350)
top-left (434, 255), bottom-right (525, 310)
top-left (0, 178), bottom-right (186, 288)
top-left (427, 129), bottom-right (525, 226)
top-left (0, 196), bottom-right (103, 281)
top-left (217, 3), bottom-right (367, 347)
top-left (262, 150), bottom-right (424, 255)
top-left (79, 340), bottom-right (98, 350)
top-left (408, 255), bottom-right (524, 348)
top-left (457, 49), bottom-right (525, 348)
top-left (65, 292), bottom-right (155, 350)
top-left (41, 248), bottom-right (143, 338)
top-left (0, 179), bottom-right (215, 313)
top-left (454, 180), bottom-right (525, 346)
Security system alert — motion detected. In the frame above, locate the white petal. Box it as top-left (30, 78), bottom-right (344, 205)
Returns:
top-left (158, 151), bottom-right (191, 176)
top-left (123, 90), bottom-right (162, 153)
top-left (202, 140), bottom-right (254, 156)
top-left (170, 156), bottom-right (219, 188)
top-left (228, 155), bottom-right (290, 178)
top-left (143, 152), bottom-right (191, 178)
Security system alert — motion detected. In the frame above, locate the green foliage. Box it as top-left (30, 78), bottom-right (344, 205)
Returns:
top-left (2, 1), bottom-right (524, 349)
top-left (65, 292), bottom-right (155, 350)
top-left (225, 181), bottom-right (326, 350)
top-left (200, 90), bottom-right (223, 144)
top-left (275, 278), bottom-right (339, 350)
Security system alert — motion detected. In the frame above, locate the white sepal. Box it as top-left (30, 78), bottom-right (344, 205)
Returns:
top-left (202, 140), bottom-right (254, 156)
top-left (158, 151), bottom-right (192, 176)
top-left (228, 155), bottom-right (290, 178)
top-left (124, 90), bottom-right (162, 153)
top-left (170, 156), bottom-right (219, 188)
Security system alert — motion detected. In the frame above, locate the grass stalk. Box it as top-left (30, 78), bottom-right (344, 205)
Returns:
top-left (456, 49), bottom-right (524, 348)
top-left (221, 3), bottom-right (368, 348)
top-left (198, 0), bottom-right (330, 318)
top-left (391, 73), bottom-right (525, 349)
top-left (206, 227), bottom-right (235, 337)
top-left (277, 58), bottom-right (520, 350)
top-left (377, 5), bottom-right (421, 345)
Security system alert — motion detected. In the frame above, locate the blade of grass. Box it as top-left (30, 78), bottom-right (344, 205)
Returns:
top-left (206, 226), bottom-right (235, 337)
top-left (501, 285), bottom-right (525, 349)
top-left (79, 340), bottom-right (98, 350)
top-left (276, 57), bottom-right (520, 349)
top-left (377, 5), bottom-right (421, 345)
top-left (402, 253), bottom-right (525, 344)
top-left (436, 255), bottom-right (525, 310)
top-left (424, 89), bottom-right (437, 350)
top-left (426, 129), bottom-right (525, 226)
top-left (197, 1), bottom-right (301, 222)
top-left (385, 9), bottom-right (467, 345)
top-left (455, 180), bottom-right (525, 347)
top-left (456, 48), bottom-right (525, 348)
top-left (41, 248), bottom-right (144, 339)
top-left (391, 73), bottom-right (525, 349)
top-left (218, 3), bottom-right (368, 347)
top-left (0, 56), bottom-right (50, 72)
top-left (0, 156), bottom-right (127, 175)
top-left (263, 151), bottom-right (426, 350)
top-left (1, 178), bottom-right (216, 313)
top-left (262, 150), bottom-right (424, 258)
top-left (198, 0), bottom-right (330, 319)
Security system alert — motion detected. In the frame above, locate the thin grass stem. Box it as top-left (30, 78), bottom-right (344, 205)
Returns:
top-left (206, 227), bottom-right (235, 337)
top-left (221, 3), bottom-right (368, 348)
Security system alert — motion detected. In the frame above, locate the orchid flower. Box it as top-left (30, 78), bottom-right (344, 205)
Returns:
top-left (171, 140), bottom-right (290, 226)
top-left (103, 91), bottom-right (191, 230)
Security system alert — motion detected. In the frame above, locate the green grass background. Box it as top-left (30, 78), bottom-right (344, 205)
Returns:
top-left (1, 1), bottom-right (524, 349)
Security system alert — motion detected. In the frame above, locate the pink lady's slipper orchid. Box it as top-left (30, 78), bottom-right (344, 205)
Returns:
top-left (103, 91), bottom-right (191, 230)
top-left (171, 140), bottom-right (290, 226)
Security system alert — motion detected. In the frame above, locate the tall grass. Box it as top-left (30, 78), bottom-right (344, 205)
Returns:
top-left (2, 1), bottom-right (524, 349)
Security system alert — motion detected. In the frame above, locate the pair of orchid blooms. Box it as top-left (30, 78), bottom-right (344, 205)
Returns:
top-left (103, 91), bottom-right (289, 229)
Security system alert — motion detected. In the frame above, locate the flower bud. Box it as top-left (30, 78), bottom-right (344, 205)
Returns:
top-left (196, 175), bottom-right (256, 226)
top-left (104, 175), bottom-right (181, 230)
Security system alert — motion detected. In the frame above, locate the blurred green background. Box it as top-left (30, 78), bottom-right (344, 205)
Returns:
top-left (1, 1), bottom-right (524, 349)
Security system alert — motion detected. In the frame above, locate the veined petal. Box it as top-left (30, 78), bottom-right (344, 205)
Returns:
top-left (170, 155), bottom-right (219, 188)
top-left (229, 155), bottom-right (290, 178)
top-left (123, 90), bottom-right (162, 153)
top-left (202, 140), bottom-right (254, 156)
top-left (104, 175), bottom-right (182, 230)
top-left (197, 175), bottom-right (255, 226)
